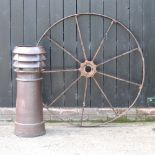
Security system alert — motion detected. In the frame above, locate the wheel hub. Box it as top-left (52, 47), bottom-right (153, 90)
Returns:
top-left (79, 60), bottom-right (97, 78)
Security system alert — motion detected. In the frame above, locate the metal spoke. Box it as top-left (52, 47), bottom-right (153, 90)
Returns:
top-left (46, 35), bottom-right (81, 64)
top-left (97, 48), bottom-right (138, 67)
top-left (43, 68), bottom-right (79, 73)
top-left (48, 76), bottom-right (81, 107)
top-left (92, 20), bottom-right (114, 61)
top-left (75, 15), bottom-right (87, 60)
top-left (97, 71), bottom-right (141, 87)
top-left (80, 77), bottom-right (88, 126)
top-left (93, 77), bottom-right (118, 116)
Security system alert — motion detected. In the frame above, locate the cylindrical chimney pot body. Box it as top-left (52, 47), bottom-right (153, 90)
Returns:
top-left (13, 46), bottom-right (46, 137)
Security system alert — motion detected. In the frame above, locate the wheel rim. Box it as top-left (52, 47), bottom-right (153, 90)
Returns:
top-left (37, 13), bottom-right (145, 126)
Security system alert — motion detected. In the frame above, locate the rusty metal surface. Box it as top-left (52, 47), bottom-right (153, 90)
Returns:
top-left (79, 60), bottom-right (97, 78)
top-left (13, 46), bottom-right (46, 137)
top-left (37, 13), bottom-right (145, 127)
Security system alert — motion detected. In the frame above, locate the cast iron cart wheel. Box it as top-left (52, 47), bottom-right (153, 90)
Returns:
top-left (37, 13), bottom-right (145, 127)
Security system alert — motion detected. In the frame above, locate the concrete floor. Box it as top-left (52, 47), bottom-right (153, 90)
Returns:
top-left (0, 122), bottom-right (155, 155)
